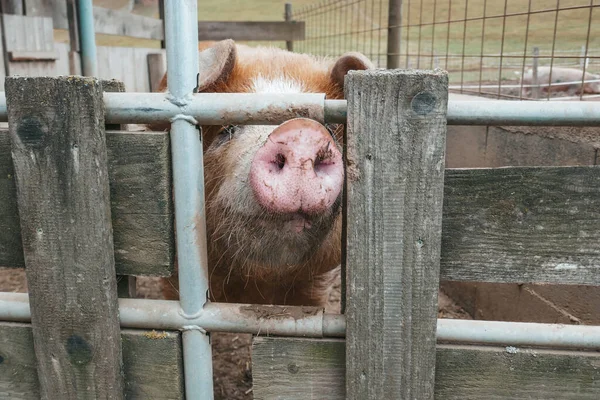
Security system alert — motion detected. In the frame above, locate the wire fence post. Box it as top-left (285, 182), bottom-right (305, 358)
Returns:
top-left (387, 0), bottom-right (403, 69)
top-left (532, 46), bottom-right (540, 99)
top-left (285, 3), bottom-right (294, 51)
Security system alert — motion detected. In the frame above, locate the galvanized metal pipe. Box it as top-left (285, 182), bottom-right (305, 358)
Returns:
top-left (2, 293), bottom-right (600, 349)
top-left (3, 94), bottom-right (600, 126)
top-left (76, 0), bottom-right (98, 76)
top-left (437, 319), bottom-right (600, 349)
top-left (102, 95), bottom-right (600, 126)
top-left (164, 0), bottom-right (213, 398)
top-left (103, 92), bottom-right (326, 125)
top-left (446, 100), bottom-right (600, 126)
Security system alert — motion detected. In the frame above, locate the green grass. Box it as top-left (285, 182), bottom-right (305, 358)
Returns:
top-left (292, 0), bottom-right (600, 84)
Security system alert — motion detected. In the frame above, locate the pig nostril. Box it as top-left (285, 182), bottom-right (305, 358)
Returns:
top-left (274, 153), bottom-right (286, 170)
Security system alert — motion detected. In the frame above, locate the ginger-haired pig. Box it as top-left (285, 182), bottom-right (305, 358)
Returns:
top-left (150, 40), bottom-right (373, 307)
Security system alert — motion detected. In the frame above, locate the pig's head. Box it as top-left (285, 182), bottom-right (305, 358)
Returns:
top-left (153, 40), bottom-right (373, 280)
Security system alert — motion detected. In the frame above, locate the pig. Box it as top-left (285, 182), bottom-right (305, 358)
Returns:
top-left (518, 66), bottom-right (600, 97)
top-left (149, 40), bottom-right (373, 307)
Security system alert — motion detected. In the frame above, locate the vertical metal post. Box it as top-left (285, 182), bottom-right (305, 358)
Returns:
top-left (387, 0), bottom-right (402, 69)
top-left (532, 46), bottom-right (539, 99)
top-left (164, 0), bottom-right (214, 399)
top-left (77, 0), bottom-right (97, 76)
top-left (285, 3), bottom-right (293, 51)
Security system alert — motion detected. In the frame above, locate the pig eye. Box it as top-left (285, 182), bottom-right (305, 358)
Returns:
top-left (221, 125), bottom-right (237, 138)
top-left (213, 125), bottom-right (237, 146)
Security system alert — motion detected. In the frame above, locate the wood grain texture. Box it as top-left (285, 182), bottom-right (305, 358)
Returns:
top-left (252, 337), bottom-right (345, 400)
top-left (24, 2), bottom-right (162, 39)
top-left (23, 0), bottom-right (66, 29)
top-left (434, 344), bottom-right (600, 399)
top-left (251, 338), bottom-right (600, 400)
top-left (102, 80), bottom-right (137, 297)
top-left (0, 128), bottom-right (174, 276)
top-left (7, 50), bottom-right (58, 61)
top-left (4, 133), bottom-right (599, 283)
top-left (1, 14), bottom-right (57, 77)
top-left (344, 69), bottom-right (448, 399)
top-left (441, 166), bottom-right (600, 285)
top-left (0, 130), bottom-right (22, 268)
top-left (6, 76), bottom-right (124, 399)
top-left (0, 0), bottom-right (24, 14)
top-left (197, 21), bottom-right (305, 41)
top-left (93, 7), bottom-right (164, 40)
top-left (0, 323), bottom-right (184, 400)
top-left (147, 53), bottom-right (166, 92)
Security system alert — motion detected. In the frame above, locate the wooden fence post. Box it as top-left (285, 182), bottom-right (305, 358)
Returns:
top-left (102, 78), bottom-right (137, 298)
top-left (0, 0), bottom-right (24, 14)
top-left (6, 76), bottom-right (124, 399)
top-left (147, 53), bottom-right (166, 92)
top-left (344, 69), bottom-right (448, 399)
top-left (285, 3), bottom-right (293, 51)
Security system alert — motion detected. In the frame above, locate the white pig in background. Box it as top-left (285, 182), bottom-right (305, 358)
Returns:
top-left (148, 40), bottom-right (374, 307)
top-left (517, 66), bottom-right (600, 96)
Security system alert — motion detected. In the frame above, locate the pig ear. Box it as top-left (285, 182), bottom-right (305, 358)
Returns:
top-left (196, 39), bottom-right (237, 92)
top-left (330, 52), bottom-right (374, 91)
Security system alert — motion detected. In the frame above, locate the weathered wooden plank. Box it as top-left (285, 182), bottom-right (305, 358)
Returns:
top-left (4, 131), bottom-right (600, 283)
top-left (93, 7), bottom-right (164, 40)
top-left (0, 128), bottom-right (174, 276)
top-left (0, 0), bottom-right (24, 14)
top-left (23, 0), bottom-right (66, 29)
top-left (0, 131), bottom-right (22, 268)
top-left (7, 50), bottom-right (58, 61)
top-left (1, 14), bottom-right (57, 77)
top-left (252, 337), bottom-right (600, 400)
top-left (252, 337), bottom-right (345, 400)
top-left (434, 344), bottom-right (600, 399)
top-left (344, 70), bottom-right (448, 399)
top-left (6, 76), bottom-right (124, 398)
top-left (0, 322), bottom-right (184, 400)
top-left (102, 79), bottom-right (137, 297)
top-left (25, 2), bottom-right (162, 39)
top-left (197, 21), bottom-right (305, 41)
top-left (441, 166), bottom-right (600, 285)
top-left (147, 53), bottom-right (166, 92)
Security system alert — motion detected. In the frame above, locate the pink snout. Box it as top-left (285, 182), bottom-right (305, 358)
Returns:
top-left (249, 118), bottom-right (344, 215)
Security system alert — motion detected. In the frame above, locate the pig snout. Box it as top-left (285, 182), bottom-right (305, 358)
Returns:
top-left (249, 118), bottom-right (344, 216)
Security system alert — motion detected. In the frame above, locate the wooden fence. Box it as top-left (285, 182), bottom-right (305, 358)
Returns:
top-left (249, 72), bottom-right (600, 398)
top-left (1, 68), bottom-right (600, 398)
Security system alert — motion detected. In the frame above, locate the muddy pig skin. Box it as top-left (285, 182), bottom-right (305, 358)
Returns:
top-left (148, 40), bottom-right (373, 307)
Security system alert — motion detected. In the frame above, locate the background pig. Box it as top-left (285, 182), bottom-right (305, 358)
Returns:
top-left (149, 40), bottom-right (373, 307)
top-left (519, 66), bottom-right (600, 96)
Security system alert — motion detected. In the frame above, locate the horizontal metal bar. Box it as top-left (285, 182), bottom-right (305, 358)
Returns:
top-left (2, 292), bottom-right (600, 348)
top-left (0, 292), bottom-right (342, 338)
top-left (103, 92), bottom-right (327, 125)
top-left (437, 319), bottom-right (600, 350)
top-left (1, 92), bottom-right (600, 126)
top-left (446, 101), bottom-right (600, 126)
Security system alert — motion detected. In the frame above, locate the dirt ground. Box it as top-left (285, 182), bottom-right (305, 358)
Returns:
top-left (0, 268), bottom-right (471, 399)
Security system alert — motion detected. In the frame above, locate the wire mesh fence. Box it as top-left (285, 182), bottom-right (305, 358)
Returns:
top-left (292, 0), bottom-right (600, 101)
